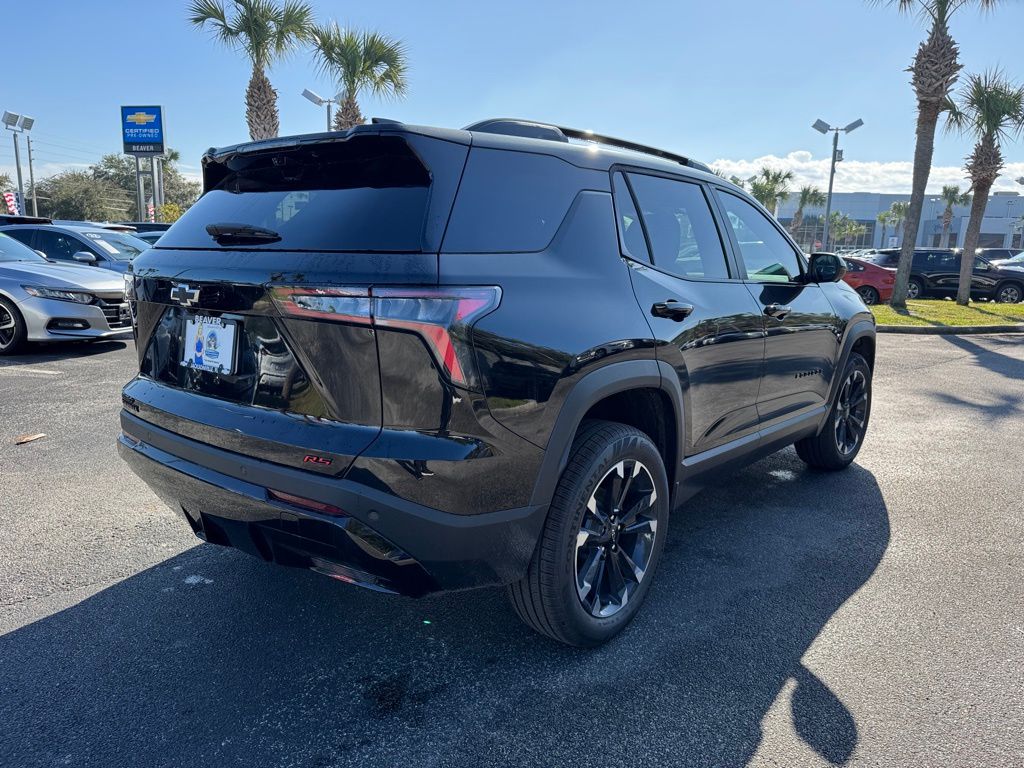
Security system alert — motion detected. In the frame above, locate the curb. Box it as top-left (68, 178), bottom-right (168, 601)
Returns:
top-left (876, 324), bottom-right (1024, 335)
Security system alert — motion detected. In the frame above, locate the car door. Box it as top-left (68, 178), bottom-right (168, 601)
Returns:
top-left (971, 257), bottom-right (1000, 297)
top-left (924, 251), bottom-right (961, 296)
top-left (712, 189), bottom-right (841, 431)
top-left (613, 170), bottom-right (765, 455)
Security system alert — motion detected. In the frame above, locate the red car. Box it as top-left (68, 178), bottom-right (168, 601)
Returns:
top-left (842, 256), bottom-right (895, 305)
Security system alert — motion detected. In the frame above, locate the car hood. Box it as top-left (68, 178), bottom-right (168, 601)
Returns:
top-left (0, 260), bottom-right (125, 292)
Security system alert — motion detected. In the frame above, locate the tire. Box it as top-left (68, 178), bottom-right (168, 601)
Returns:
top-left (996, 282), bottom-right (1023, 304)
top-left (0, 297), bottom-right (27, 356)
top-left (906, 278), bottom-right (924, 301)
top-left (856, 285), bottom-right (880, 306)
top-left (508, 420), bottom-right (670, 647)
top-left (795, 352), bottom-right (872, 471)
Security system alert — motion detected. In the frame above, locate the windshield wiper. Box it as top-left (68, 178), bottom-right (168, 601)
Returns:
top-left (205, 222), bottom-right (282, 245)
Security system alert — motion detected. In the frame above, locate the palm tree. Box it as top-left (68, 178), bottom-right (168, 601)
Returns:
top-left (889, 201), bottom-right (910, 245)
top-left (876, 210), bottom-right (893, 247)
top-left (946, 70), bottom-right (1024, 304)
top-left (311, 23), bottom-right (408, 131)
top-left (189, 0), bottom-right (314, 142)
top-left (871, 0), bottom-right (1003, 308)
top-left (789, 185), bottom-right (827, 237)
top-left (749, 167), bottom-right (794, 217)
top-left (937, 184), bottom-right (971, 247)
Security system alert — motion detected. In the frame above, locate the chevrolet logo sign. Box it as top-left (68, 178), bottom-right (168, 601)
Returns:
top-left (126, 111), bottom-right (156, 126)
top-left (170, 283), bottom-right (200, 307)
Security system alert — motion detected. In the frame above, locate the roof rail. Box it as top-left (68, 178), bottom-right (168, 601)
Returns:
top-left (463, 118), bottom-right (711, 173)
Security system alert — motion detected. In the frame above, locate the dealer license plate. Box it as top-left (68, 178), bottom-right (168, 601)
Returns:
top-left (182, 315), bottom-right (237, 375)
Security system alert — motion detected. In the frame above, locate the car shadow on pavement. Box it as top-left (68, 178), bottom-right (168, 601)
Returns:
top-left (0, 339), bottom-right (129, 365)
top-left (0, 449), bottom-right (889, 768)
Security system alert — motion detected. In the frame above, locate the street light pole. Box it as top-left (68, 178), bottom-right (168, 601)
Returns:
top-left (822, 129), bottom-right (839, 250)
top-left (813, 118), bottom-right (863, 251)
top-left (2, 111), bottom-right (35, 215)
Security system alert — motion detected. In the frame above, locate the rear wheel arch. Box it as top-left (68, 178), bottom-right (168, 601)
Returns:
top-left (528, 360), bottom-right (683, 509)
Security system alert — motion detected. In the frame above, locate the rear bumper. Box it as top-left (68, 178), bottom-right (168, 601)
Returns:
top-left (118, 411), bottom-right (547, 597)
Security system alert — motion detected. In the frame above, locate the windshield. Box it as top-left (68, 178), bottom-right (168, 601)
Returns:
top-left (1002, 252), bottom-right (1024, 264)
top-left (82, 231), bottom-right (150, 261)
top-left (0, 232), bottom-right (46, 263)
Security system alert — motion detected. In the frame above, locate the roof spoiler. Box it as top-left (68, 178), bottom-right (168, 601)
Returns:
top-left (463, 118), bottom-right (712, 173)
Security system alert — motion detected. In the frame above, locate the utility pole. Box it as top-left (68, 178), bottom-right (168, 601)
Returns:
top-left (26, 135), bottom-right (38, 216)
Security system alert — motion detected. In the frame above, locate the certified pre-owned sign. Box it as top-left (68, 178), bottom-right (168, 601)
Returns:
top-left (120, 106), bottom-right (165, 156)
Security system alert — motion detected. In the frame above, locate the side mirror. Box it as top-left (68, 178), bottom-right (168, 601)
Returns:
top-left (72, 251), bottom-right (98, 264)
top-left (807, 252), bottom-right (847, 283)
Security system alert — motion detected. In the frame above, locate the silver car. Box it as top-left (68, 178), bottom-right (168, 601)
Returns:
top-left (0, 232), bottom-right (132, 355)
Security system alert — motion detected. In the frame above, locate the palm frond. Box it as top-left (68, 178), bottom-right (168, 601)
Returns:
top-left (312, 22), bottom-right (408, 102)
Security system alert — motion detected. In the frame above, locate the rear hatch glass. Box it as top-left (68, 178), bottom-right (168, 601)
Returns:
top-left (157, 133), bottom-right (467, 253)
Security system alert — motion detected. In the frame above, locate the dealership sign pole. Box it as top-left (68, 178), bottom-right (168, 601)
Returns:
top-left (120, 106), bottom-right (166, 221)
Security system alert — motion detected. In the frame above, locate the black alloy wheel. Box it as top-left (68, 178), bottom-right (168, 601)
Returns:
top-left (508, 420), bottom-right (669, 647)
top-left (574, 459), bottom-right (658, 618)
top-left (834, 369), bottom-right (869, 456)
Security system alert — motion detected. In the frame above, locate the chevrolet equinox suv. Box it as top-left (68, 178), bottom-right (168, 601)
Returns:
top-left (119, 118), bottom-right (875, 647)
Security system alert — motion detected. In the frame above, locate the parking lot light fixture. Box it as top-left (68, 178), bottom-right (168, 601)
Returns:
top-left (814, 118), bottom-right (863, 250)
top-left (2, 110), bottom-right (34, 214)
top-left (302, 89), bottom-right (336, 132)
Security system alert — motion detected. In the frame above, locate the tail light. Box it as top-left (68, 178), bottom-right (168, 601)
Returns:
top-left (271, 285), bottom-right (501, 387)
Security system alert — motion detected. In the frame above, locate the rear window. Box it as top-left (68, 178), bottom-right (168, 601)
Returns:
top-left (442, 148), bottom-right (600, 253)
top-left (158, 134), bottom-right (463, 253)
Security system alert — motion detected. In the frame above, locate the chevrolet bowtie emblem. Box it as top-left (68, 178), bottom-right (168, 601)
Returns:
top-left (126, 111), bottom-right (156, 126)
top-left (170, 283), bottom-right (200, 306)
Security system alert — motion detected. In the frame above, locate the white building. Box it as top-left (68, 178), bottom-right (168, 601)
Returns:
top-left (775, 190), bottom-right (1024, 251)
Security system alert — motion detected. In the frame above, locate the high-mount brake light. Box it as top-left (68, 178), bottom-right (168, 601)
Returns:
top-left (270, 285), bottom-right (501, 387)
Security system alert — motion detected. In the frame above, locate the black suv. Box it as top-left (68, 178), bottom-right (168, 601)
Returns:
top-left (865, 248), bottom-right (1024, 303)
top-left (119, 119), bottom-right (876, 646)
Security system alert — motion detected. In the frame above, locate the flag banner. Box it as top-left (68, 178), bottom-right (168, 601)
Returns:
top-left (3, 191), bottom-right (19, 215)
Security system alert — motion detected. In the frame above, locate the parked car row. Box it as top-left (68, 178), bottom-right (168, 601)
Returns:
top-left (859, 248), bottom-right (1024, 303)
top-left (0, 231), bottom-right (131, 355)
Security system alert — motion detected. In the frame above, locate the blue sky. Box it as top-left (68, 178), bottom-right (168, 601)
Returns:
top-left (3, 0), bottom-right (1024, 193)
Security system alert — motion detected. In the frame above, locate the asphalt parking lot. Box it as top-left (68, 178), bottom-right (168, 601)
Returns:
top-left (1, 334), bottom-right (1022, 767)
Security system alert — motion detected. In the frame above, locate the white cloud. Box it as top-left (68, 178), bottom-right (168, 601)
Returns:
top-left (710, 150), bottom-right (1024, 195)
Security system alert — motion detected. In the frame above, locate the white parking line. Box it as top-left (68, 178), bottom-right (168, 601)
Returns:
top-left (0, 367), bottom-right (62, 376)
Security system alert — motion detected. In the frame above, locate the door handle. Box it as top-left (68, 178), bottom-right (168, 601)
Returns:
top-left (763, 303), bottom-right (792, 320)
top-left (651, 300), bottom-right (694, 321)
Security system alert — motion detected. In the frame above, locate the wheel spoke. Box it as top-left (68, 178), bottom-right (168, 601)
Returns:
top-left (577, 546), bottom-right (605, 603)
top-left (615, 461), bottom-right (637, 512)
top-left (623, 516), bottom-right (656, 536)
top-left (0, 315), bottom-right (14, 331)
top-left (616, 547), bottom-right (644, 583)
top-left (606, 551), bottom-right (628, 605)
top-left (586, 496), bottom-right (610, 529)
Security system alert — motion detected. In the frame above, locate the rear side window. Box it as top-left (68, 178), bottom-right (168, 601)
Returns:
top-left (611, 172), bottom-right (650, 262)
top-left (158, 134), bottom-right (464, 253)
top-left (627, 173), bottom-right (729, 279)
top-left (443, 149), bottom-right (592, 253)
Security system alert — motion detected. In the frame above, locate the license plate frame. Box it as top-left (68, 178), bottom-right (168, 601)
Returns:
top-left (182, 314), bottom-right (238, 375)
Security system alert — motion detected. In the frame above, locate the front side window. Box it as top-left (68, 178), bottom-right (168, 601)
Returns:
top-left (34, 231), bottom-right (96, 262)
top-left (626, 173), bottom-right (729, 279)
top-left (716, 191), bottom-right (802, 283)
